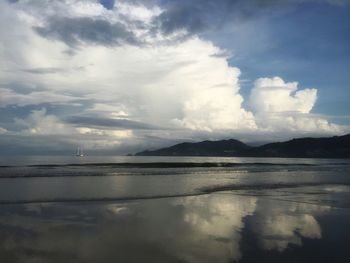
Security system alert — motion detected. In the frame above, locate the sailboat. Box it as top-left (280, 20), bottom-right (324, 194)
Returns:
top-left (76, 147), bottom-right (84, 157)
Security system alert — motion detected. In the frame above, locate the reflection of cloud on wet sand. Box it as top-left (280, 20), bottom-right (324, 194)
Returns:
top-left (257, 214), bottom-right (321, 251)
top-left (252, 199), bottom-right (330, 252)
top-left (0, 203), bottom-right (131, 263)
top-left (0, 195), bottom-right (258, 263)
top-left (174, 194), bottom-right (257, 262)
top-left (0, 190), bottom-right (338, 262)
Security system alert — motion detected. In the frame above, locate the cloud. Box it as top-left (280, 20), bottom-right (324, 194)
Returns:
top-left (173, 76), bottom-right (257, 132)
top-left (22, 0), bottom-right (349, 50)
top-left (248, 77), bottom-right (343, 134)
top-left (250, 77), bottom-right (317, 114)
top-left (0, 0), bottom-right (347, 153)
top-left (34, 16), bottom-right (140, 47)
top-left (14, 108), bottom-right (73, 135)
top-left (150, 0), bottom-right (350, 37)
top-left (76, 127), bottom-right (133, 138)
top-left (66, 116), bottom-right (162, 130)
top-left (0, 88), bottom-right (82, 107)
top-left (4, 108), bottom-right (138, 154)
top-left (20, 67), bottom-right (67, 74)
top-left (0, 127), bottom-right (7, 134)
top-left (153, 3), bottom-right (207, 36)
top-left (0, 82), bottom-right (46, 95)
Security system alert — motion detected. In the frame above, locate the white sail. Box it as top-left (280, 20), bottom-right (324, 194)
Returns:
top-left (76, 147), bottom-right (84, 157)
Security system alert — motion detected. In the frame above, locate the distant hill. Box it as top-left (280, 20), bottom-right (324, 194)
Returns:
top-left (135, 134), bottom-right (350, 158)
top-left (250, 134), bottom-right (350, 158)
top-left (136, 139), bottom-right (250, 157)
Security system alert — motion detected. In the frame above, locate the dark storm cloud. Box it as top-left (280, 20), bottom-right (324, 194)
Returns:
top-left (0, 134), bottom-right (74, 155)
top-left (20, 65), bottom-right (87, 74)
top-left (152, 0), bottom-right (350, 36)
top-left (151, 0), bottom-right (280, 36)
top-left (2, 82), bottom-right (47, 95)
top-left (153, 3), bottom-right (208, 35)
top-left (65, 116), bottom-right (161, 130)
top-left (34, 16), bottom-right (140, 47)
top-left (20, 67), bottom-right (66, 74)
top-left (29, 0), bottom-right (350, 48)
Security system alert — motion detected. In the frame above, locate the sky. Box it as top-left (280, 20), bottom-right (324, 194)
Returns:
top-left (0, 0), bottom-right (349, 155)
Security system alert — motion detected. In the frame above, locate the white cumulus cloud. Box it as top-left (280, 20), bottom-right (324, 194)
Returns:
top-left (250, 77), bottom-right (317, 114)
top-left (248, 77), bottom-right (343, 135)
top-left (0, 0), bottom-right (347, 152)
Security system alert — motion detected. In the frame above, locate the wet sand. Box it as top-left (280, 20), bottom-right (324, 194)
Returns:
top-left (1, 157), bottom-right (350, 262)
top-left (0, 185), bottom-right (349, 263)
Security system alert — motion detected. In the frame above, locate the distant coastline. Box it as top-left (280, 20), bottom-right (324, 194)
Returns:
top-left (135, 134), bottom-right (350, 158)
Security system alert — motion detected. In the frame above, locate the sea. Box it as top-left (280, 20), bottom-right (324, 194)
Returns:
top-left (0, 156), bottom-right (350, 262)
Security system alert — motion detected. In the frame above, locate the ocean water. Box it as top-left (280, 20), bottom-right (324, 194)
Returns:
top-left (0, 156), bottom-right (350, 262)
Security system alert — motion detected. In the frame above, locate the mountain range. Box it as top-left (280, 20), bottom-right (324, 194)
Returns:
top-left (135, 134), bottom-right (350, 158)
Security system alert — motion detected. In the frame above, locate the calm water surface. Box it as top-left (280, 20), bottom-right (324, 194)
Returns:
top-left (0, 156), bottom-right (349, 262)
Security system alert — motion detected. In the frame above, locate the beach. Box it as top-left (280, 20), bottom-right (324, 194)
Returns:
top-left (0, 156), bottom-right (350, 262)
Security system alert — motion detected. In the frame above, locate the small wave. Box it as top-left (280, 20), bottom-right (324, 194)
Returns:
top-left (0, 193), bottom-right (206, 205)
top-left (0, 162), bottom-right (320, 179)
top-left (18, 162), bottom-right (316, 168)
top-left (201, 182), bottom-right (350, 193)
top-left (0, 182), bottom-right (349, 205)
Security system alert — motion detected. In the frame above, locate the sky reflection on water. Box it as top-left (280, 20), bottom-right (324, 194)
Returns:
top-left (0, 188), bottom-right (349, 263)
top-left (0, 157), bottom-right (349, 262)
